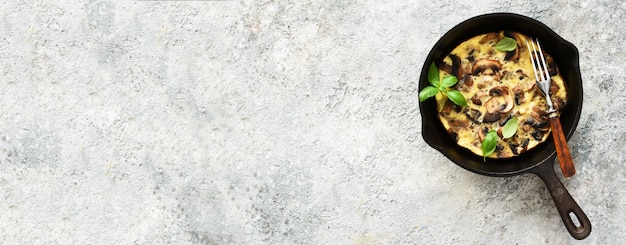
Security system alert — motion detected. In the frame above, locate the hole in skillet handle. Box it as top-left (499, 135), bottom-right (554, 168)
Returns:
top-left (568, 210), bottom-right (582, 228)
top-left (419, 12), bottom-right (583, 177)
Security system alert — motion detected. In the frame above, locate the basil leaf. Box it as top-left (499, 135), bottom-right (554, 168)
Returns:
top-left (501, 117), bottom-right (519, 139)
top-left (446, 90), bottom-right (467, 107)
top-left (481, 130), bottom-right (498, 161)
top-left (427, 62), bottom-right (440, 87)
top-left (440, 75), bottom-right (458, 89)
top-left (419, 86), bottom-right (439, 102)
top-left (494, 37), bottom-right (517, 52)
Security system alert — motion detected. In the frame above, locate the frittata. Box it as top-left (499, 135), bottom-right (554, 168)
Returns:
top-left (436, 31), bottom-right (567, 158)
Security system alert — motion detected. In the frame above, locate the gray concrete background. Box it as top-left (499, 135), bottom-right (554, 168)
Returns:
top-left (0, 0), bottom-right (624, 244)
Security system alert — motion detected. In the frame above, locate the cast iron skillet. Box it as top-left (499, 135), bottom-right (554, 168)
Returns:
top-left (419, 13), bottom-right (591, 240)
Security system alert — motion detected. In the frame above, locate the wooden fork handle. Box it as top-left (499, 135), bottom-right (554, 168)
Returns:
top-left (549, 116), bottom-right (576, 177)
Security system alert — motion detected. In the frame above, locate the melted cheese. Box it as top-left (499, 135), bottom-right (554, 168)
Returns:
top-left (436, 31), bottom-right (567, 159)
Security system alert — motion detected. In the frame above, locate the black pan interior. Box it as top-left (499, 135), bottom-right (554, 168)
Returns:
top-left (419, 13), bottom-right (583, 176)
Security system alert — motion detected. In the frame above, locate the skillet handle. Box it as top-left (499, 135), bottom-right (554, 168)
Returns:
top-left (532, 161), bottom-right (591, 240)
top-left (549, 116), bottom-right (576, 177)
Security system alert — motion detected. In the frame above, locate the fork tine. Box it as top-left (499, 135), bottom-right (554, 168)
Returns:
top-left (535, 38), bottom-right (550, 81)
top-left (526, 38), bottom-right (550, 82)
top-left (525, 39), bottom-right (541, 82)
top-left (527, 37), bottom-right (556, 112)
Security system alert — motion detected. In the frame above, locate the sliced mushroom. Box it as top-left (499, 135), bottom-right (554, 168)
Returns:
top-left (483, 111), bottom-right (501, 123)
top-left (509, 142), bottom-right (519, 155)
top-left (471, 91), bottom-right (488, 105)
top-left (515, 69), bottom-right (528, 81)
top-left (482, 86), bottom-right (514, 124)
top-left (478, 127), bottom-right (488, 142)
top-left (446, 120), bottom-right (463, 143)
top-left (512, 85), bottom-right (525, 105)
top-left (531, 106), bottom-right (547, 122)
top-left (471, 94), bottom-right (482, 105)
top-left (521, 122), bottom-right (532, 133)
top-left (479, 32), bottom-right (500, 44)
top-left (472, 59), bottom-right (502, 75)
top-left (530, 120), bottom-right (548, 132)
top-left (465, 108), bottom-right (482, 124)
top-left (487, 86), bottom-right (514, 113)
top-left (532, 110), bottom-right (549, 131)
top-left (522, 117), bottom-right (547, 132)
top-left (463, 74), bottom-right (474, 87)
top-left (449, 54), bottom-right (463, 80)
top-left (440, 99), bottom-right (464, 117)
top-left (504, 49), bottom-right (519, 61)
top-left (529, 50), bottom-right (558, 77)
top-left (493, 72), bottom-right (503, 82)
top-left (531, 130), bottom-right (544, 141)
top-left (532, 105), bottom-right (547, 115)
top-left (484, 97), bottom-right (504, 114)
top-left (520, 138), bottom-right (530, 150)
top-left (449, 118), bottom-right (468, 128)
top-left (503, 31), bottom-right (521, 61)
top-left (467, 49), bottom-right (476, 62)
top-left (456, 74), bottom-right (473, 92)
top-left (533, 123), bottom-right (549, 132)
top-left (552, 98), bottom-right (566, 111)
top-left (525, 118), bottom-right (548, 132)
top-left (497, 150), bottom-right (511, 158)
top-left (545, 53), bottom-right (558, 76)
top-left (448, 130), bottom-right (458, 142)
top-left (510, 138), bottom-right (530, 155)
top-left (489, 86), bottom-right (504, 96)
top-left (500, 94), bottom-right (513, 113)
top-left (439, 62), bottom-right (453, 75)
top-left (498, 114), bottom-right (513, 127)
top-left (440, 100), bottom-right (453, 116)
top-left (549, 80), bottom-right (559, 95)
top-left (501, 97), bottom-right (514, 113)
top-left (495, 144), bottom-right (508, 158)
top-left (454, 104), bottom-right (463, 113)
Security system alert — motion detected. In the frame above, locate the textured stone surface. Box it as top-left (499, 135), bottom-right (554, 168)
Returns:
top-left (0, 0), bottom-right (624, 244)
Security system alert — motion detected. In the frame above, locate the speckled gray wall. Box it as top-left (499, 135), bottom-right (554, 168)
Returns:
top-left (0, 0), bottom-right (624, 244)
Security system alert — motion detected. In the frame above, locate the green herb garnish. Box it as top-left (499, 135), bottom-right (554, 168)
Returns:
top-left (481, 130), bottom-right (498, 161)
top-left (480, 117), bottom-right (518, 161)
top-left (501, 117), bottom-right (519, 139)
top-left (493, 37), bottom-right (517, 52)
top-left (419, 62), bottom-right (467, 107)
top-left (446, 90), bottom-right (467, 107)
top-left (427, 62), bottom-right (440, 87)
top-left (418, 86), bottom-right (438, 102)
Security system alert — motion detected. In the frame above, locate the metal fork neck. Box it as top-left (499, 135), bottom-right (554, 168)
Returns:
top-left (537, 81), bottom-right (557, 116)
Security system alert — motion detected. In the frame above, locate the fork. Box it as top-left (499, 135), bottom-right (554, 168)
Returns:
top-left (526, 38), bottom-right (576, 177)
